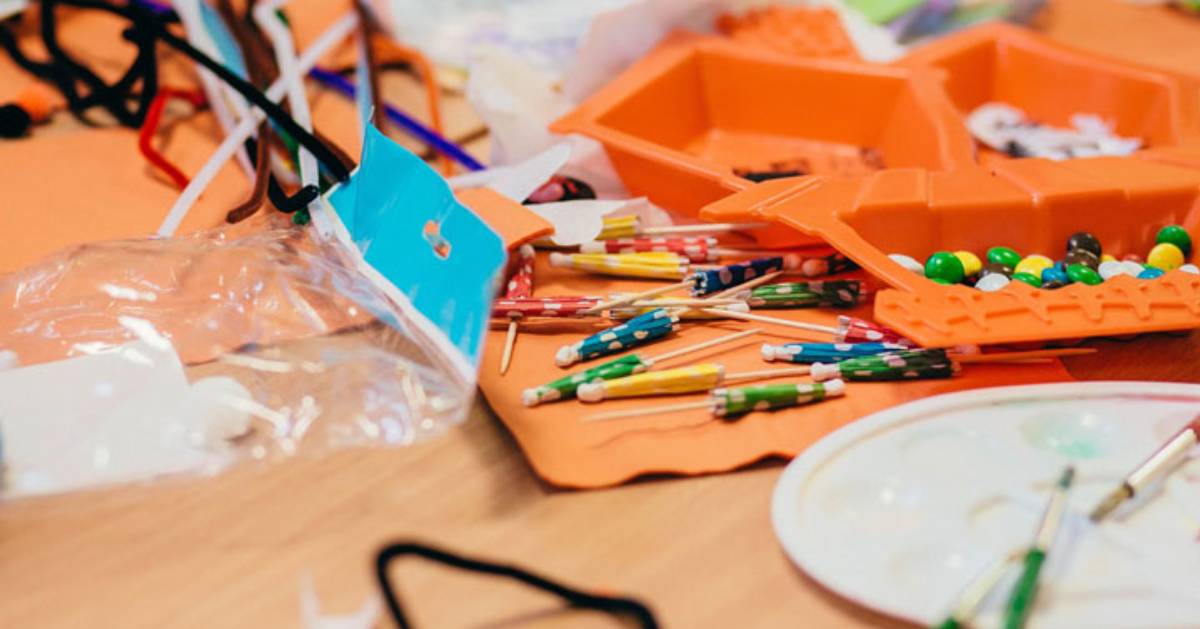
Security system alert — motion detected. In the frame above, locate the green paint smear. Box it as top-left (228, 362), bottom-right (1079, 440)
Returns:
top-left (1020, 414), bottom-right (1111, 459)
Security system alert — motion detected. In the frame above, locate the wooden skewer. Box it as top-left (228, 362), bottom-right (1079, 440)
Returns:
top-left (585, 399), bottom-right (714, 422)
top-left (640, 222), bottom-right (769, 236)
top-left (955, 348), bottom-right (1098, 364)
top-left (499, 319), bottom-right (518, 375)
top-left (723, 366), bottom-right (812, 383)
top-left (580, 280), bottom-right (693, 315)
top-left (646, 329), bottom-right (761, 366)
top-left (701, 308), bottom-right (837, 337)
top-left (709, 270), bottom-right (782, 299)
top-left (629, 298), bottom-right (744, 308)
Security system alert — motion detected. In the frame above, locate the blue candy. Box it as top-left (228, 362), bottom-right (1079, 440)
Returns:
top-left (1138, 267), bottom-right (1165, 280)
top-left (1041, 265), bottom-right (1071, 287)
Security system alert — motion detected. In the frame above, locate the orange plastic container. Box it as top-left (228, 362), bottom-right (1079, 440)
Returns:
top-left (702, 148), bottom-right (1200, 347)
top-left (898, 22), bottom-right (1200, 163)
top-left (552, 34), bottom-right (974, 222)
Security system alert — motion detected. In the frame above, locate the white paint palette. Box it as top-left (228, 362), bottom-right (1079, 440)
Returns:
top-left (772, 382), bottom-right (1200, 629)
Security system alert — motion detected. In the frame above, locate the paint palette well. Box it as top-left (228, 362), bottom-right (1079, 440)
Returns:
top-left (772, 382), bottom-right (1200, 629)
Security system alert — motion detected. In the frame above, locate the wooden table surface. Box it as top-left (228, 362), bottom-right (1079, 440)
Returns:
top-left (5, 4), bottom-right (1200, 626)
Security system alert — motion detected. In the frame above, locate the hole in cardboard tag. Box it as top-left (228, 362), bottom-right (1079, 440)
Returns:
top-left (423, 220), bottom-right (452, 259)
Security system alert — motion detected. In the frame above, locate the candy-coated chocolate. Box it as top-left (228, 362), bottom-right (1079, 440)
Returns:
top-left (1120, 260), bottom-right (1145, 277)
top-left (981, 261), bottom-right (1014, 278)
top-left (889, 253), bottom-right (923, 274)
top-left (1146, 242), bottom-right (1185, 271)
top-left (953, 251), bottom-right (983, 277)
top-left (1064, 248), bottom-right (1100, 271)
top-left (974, 273), bottom-right (1010, 292)
top-left (1100, 253), bottom-right (1116, 264)
top-left (924, 251), bottom-right (965, 284)
top-left (1138, 267), bottom-right (1165, 280)
top-left (987, 246), bottom-right (1021, 268)
top-left (1014, 255), bottom-right (1053, 278)
top-left (1066, 263), bottom-right (1102, 285)
top-left (1181, 264), bottom-right (1200, 275)
top-left (1098, 260), bottom-right (1125, 280)
top-left (1011, 272), bottom-right (1042, 287)
top-left (1041, 265), bottom-right (1070, 288)
top-left (1066, 232), bottom-right (1101, 257)
top-left (1156, 225), bottom-right (1192, 257)
top-left (1121, 253), bottom-right (1144, 263)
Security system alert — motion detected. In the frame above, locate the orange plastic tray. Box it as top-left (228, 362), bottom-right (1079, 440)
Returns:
top-left (702, 149), bottom-right (1200, 347)
top-left (897, 22), bottom-right (1200, 163)
top-left (552, 34), bottom-right (974, 223)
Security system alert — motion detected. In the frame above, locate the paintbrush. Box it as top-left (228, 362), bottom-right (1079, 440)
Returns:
top-left (1090, 415), bottom-right (1200, 522)
top-left (1003, 466), bottom-right (1075, 629)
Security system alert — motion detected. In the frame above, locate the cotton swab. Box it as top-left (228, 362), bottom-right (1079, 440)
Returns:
top-left (1090, 415), bottom-right (1200, 522)
top-left (521, 329), bottom-right (759, 406)
top-left (157, 12), bottom-right (359, 235)
top-left (583, 379), bottom-right (845, 422)
top-left (576, 363), bottom-right (812, 402)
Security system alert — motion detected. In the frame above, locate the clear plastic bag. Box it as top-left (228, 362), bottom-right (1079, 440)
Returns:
top-left (0, 213), bottom-right (474, 498)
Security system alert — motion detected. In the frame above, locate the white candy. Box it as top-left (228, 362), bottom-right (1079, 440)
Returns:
top-left (1180, 264), bottom-right (1199, 275)
top-left (1098, 260), bottom-right (1125, 280)
top-left (1120, 261), bottom-right (1145, 277)
top-left (975, 273), bottom-right (1011, 292)
top-left (889, 253), bottom-right (924, 275)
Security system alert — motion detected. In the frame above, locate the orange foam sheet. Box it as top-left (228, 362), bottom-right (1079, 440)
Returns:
top-left (476, 258), bottom-right (1073, 489)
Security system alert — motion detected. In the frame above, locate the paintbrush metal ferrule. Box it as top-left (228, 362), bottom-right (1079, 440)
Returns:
top-left (1089, 484), bottom-right (1133, 522)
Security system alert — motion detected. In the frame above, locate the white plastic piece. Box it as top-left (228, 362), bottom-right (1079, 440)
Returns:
top-left (1179, 264), bottom-right (1199, 275)
top-left (975, 273), bottom-right (1010, 292)
top-left (810, 362), bottom-right (841, 382)
top-left (184, 377), bottom-right (253, 446)
top-left (555, 345), bottom-right (580, 367)
top-left (889, 253), bottom-right (924, 275)
top-left (822, 378), bottom-right (846, 398)
top-left (576, 382), bottom-right (605, 403)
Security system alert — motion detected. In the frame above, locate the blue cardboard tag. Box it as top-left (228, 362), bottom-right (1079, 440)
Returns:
top-left (326, 126), bottom-right (505, 376)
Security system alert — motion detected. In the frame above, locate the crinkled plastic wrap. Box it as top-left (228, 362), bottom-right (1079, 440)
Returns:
top-left (0, 215), bottom-right (473, 498)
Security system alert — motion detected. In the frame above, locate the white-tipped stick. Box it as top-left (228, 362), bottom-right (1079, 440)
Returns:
top-left (585, 399), bottom-right (714, 423)
top-left (701, 309), bottom-right (837, 337)
top-left (640, 222), bottom-right (770, 236)
top-left (499, 320), bottom-right (518, 375)
top-left (580, 279), bottom-right (693, 315)
top-left (646, 329), bottom-right (761, 367)
top-left (723, 366), bottom-right (812, 383)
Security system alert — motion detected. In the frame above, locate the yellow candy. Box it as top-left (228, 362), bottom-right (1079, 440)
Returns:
top-left (1101, 253), bottom-right (1117, 264)
top-left (953, 251), bottom-right (982, 277)
top-left (1015, 254), bottom-right (1054, 277)
top-left (1147, 242), bottom-right (1185, 271)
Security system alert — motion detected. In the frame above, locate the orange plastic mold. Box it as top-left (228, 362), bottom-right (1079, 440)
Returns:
top-left (552, 34), bottom-right (974, 221)
top-left (702, 153), bottom-right (1200, 347)
top-left (897, 22), bottom-right (1200, 163)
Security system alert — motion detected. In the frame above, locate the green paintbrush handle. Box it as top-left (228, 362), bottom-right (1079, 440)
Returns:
top-left (1004, 549), bottom-right (1046, 629)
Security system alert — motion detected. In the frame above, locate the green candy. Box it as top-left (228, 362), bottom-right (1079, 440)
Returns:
top-left (1156, 225), bottom-right (1192, 257)
top-left (523, 354), bottom-right (648, 405)
top-left (1011, 272), bottom-right (1042, 288)
top-left (1065, 263), bottom-right (1102, 286)
top-left (987, 246), bottom-right (1022, 268)
top-left (924, 251), bottom-right (965, 284)
top-left (715, 383), bottom-right (828, 417)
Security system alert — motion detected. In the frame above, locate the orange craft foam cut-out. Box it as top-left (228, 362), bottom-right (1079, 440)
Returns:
top-left (551, 34), bottom-right (975, 229)
top-left (476, 256), bottom-right (1073, 489)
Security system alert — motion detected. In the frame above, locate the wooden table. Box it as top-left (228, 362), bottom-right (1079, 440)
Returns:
top-left (5, 3), bottom-right (1200, 625)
